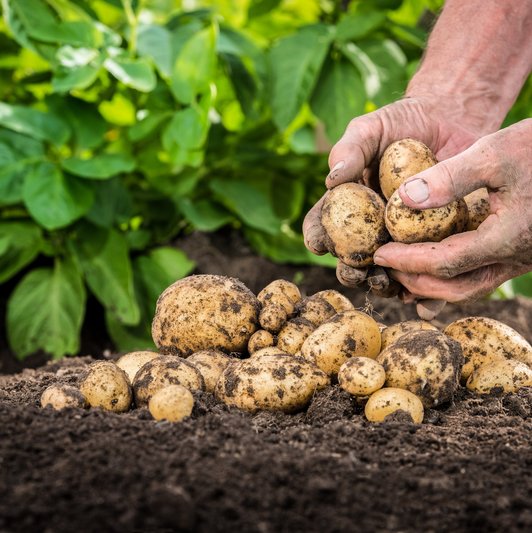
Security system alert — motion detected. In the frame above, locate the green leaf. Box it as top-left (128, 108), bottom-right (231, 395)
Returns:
top-left (61, 153), bottom-right (135, 179)
top-left (85, 178), bottom-right (133, 227)
top-left (128, 111), bottom-right (171, 142)
top-left (0, 103), bottom-right (70, 146)
top-left (23, 162), bottom-right (94, 230)
top-left (52, 64), bottom-right (101, 93)
top-left (336, 12), bottom-right (387, 41)
top-left (0, 129), bottom-right (44, 157)
top-left (105, 310), bottom-right (154, 353)
top-left (271, 177), bottom-right (305, 222)
top-left (310, 56), bottom-right (365, 142)
top-left (70, 225), bottom-right (140, 325)
top-left (269, 24), bottom-right (333, 130)
top-left (0, 143), bottom-right (25, 206)
top-left (248, 0), bottom-right (283, 18)
top-left (7, 257), bottom-right (86, 359)
top-left (178, 198), bottom-right (234, 231)
top-left (0, 221), bottom-right (43, 283)
top-left (137, 24), bottom-right (173, 78)
top-left (104, 57), bottom-right (157, 93)
top-left (162, 107), bottom-right (209, 151)
top-left (511, 273), bottom-right (532, 298)
top-left (221, 53), bottom-right (257, 117)
top-left (98, 93), bottom-right (136, 126)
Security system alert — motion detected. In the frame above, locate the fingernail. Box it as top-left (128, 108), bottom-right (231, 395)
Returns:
top-left (327, 160), bottom-right (345, 180)
top-left (373, 254), bottom-right (391, 268)
top-left (403, 178), bottom-right (429, 203)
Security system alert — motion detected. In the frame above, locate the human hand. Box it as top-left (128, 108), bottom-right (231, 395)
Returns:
top-left (373, 119), bottom-right (532, 303)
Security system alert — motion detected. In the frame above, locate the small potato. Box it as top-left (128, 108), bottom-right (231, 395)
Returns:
top-left (148, 385), bottom-right (194, 422)
top-left (467, 359), bottom-right (532, 395)
top-left (259, 302), bottom-right (288, 333)
top-left (116, 350), bottom-right (159, 383)
top-left (338, 357), bottom-right (386, 396)
top-left (364, 387), bottom-right (424, 424)
top-left (464, 188), bottom-right (490, 231)
top-left (385, 189), bottom-right (468, 244)
top-left (444, 316), bottom-right (532, 380)
top-left (321, 183), bottom-right (389, 268)
top-left (40, 385), bottom-right (88, 410)
top-left (379, 139), bottom-right (437, 200)
top-left (79, 361), bottom-right (132, 413)
top-left (377, 330), bottom-right (463, 407)
top-left (277, 318), bottom-right (316, 355)
top-left (215, 354), bottom-right (329, 412)
top-left (187, 350), bottom-right (234, 393)
top-left (248, 330), bottom-right (275, 353)
top-left (133, 355), bottom-right (205, 407)
top-left (301, 310), bottom-right (381, 376)
top-left (380, 320), bottom-right (439, 351)
top-left (313, 290), bottom-right (354, 313)
top-left (297, 296), bottom-right (337, 327)
top-left (257, 279), bottom-right (301, 315)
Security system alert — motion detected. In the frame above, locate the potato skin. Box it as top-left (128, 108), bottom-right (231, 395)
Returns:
top-left (466, 359), bottom-right (532, 394)
top-left (301, 310), bottom-right (382, 376)
top-left (313, 290), bottom-right (354, 313)
top-left (257, 279), bottom-right (301, 313)
top-left (321, 183), bottom-right (388, 267)
top-left (187, 350), bottom-right (234, 393)
top-left (365, 387), bottom-right (424, 424)
top-left (338, 357), bottom-right (386, 396)
top-left (148, 385), bottom-right (194, 422)
top-left (380, 320), bottom-right (438, 351)
top-left (259, 302), bottom-right (288, 333)
top-left (377, 330), bottom-right (463, 407)
top-left (40, 384), bottom-right (88, 410)
top-left (152, 275), bottom-right (260, 356)
top-left (443, 316), bottom-right (532, 380)
top-left (248, 330), bottom-right (276, 354)
top-left (277, 318), bottom-right (316, 355)
top-left (116, 350), bottom-right (159, 383)
top-left (297, 296), bottom-right (337, 327)
top-left (379, 139), bottom-right (437, 200)
top-left (215, 354), bottom-right (329, 413)
top-left (133, 355), bottom-right (205, 407)
top-left (464, 188), bottom-right (490, 231)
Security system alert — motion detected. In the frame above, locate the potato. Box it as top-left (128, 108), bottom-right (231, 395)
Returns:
top-left (116, 350), bottom-right (159, 383)
top-left (466, 359), bottom-right (532, 394)
top-left (321, 182), bottom-right (388, 268)
top-left (215, 354), bottom-right (329, 412)
top-left (313, 290), bottom-right (354, 313)
top-left (257, 279), bottom-right (301, 314)
top-left (148, 385), bottom-right (194, 422)
top-left (464, 188), bottom-right (490, 231)
top-left (40, 384), bottom-right (88, 410)
top-left (79, 361), bottom-right (132, 413)
top-left (380, 320), bottom-right (439, 351)
top-left (338, 357), bottom-right (386, 396)
top-left (377, 330), bottom-right (463, 407)
top-left (444, 316), bottom-right (532, 380)
top-left (301, 310), bottom-right (381, 376)
top-left (379, 139), bottom-right (437, 200)
top-left (259, 302), bottom-right (288, 333)
top-left (187, 350), bottom-right (234, 393)
top-left (133, 355), bottom-right (205, 407)
top-left (152, 275), bottom-right (259, 356)
top-left (249, 347), bottom-right (288, 358)
top-left (385, 189), bottom-right (469, 244)
top-left (248, 329), bottom-right (275, 354)
top-left (277, 317), bottom-right (315, 355)
top-left (364, 387), bottom-right (424, 424)
top-left (297, 296), bottom-right (337, 327)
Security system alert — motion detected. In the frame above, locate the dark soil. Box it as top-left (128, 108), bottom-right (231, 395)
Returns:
top-left (1, 230), bottom-right (531, 532)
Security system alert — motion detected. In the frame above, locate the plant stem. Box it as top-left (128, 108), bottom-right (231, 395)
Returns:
top-left (121, 0), bottom-right (138, 54)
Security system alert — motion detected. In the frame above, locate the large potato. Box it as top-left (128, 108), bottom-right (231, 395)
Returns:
top-left (41, 384), bottom-right (88, 410)
top-left (466, 359), bottom-right (532, 394)
top-left (464, 188), bottom-right (490, 231)
top-left (377, 330), bottom-right (463, 407)
top-left (365, 387), bottom-right (424, 424)
top-left (187, 350), bottom-right (234, 393)
top-left (444, 316), bottom-right (532, 380)
top-left (301, 310), bottom-right (381, 376)
top-left (321, 183), bottom-right (388, 267)
top-left (215, 354), bottom-right (329, 412)
top-left (380, 320), bottom-right (439, 351)
top-left (152, 275), bottom-right (259, 356)
top-left (133, 355), bottom-right (205, 407)
top-left (116, 350), bottom-right (159, 383)
top-left (277, 317), bottom-right (316, 355)
top-left (338, 357), bottom-right (386, 396)
top-left (379, 138), bottom-right (437, 200)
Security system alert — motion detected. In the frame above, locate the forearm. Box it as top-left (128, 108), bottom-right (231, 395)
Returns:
top-left (407, 0), bottom-right (532, 135)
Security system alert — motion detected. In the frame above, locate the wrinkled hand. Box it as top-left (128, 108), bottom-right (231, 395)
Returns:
top-left (372, 119), bottom-right (532, 303)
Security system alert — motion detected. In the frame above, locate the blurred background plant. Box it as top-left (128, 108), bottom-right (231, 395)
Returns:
top-left (0, 0), bottom-right (530, 359)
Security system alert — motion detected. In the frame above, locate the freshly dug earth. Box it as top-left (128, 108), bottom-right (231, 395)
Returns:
top-left (1, 230), bottom-right (532, 532)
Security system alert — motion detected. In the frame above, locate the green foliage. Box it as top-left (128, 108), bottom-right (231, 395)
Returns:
top-left (0, 0), bottom-right (530, 359)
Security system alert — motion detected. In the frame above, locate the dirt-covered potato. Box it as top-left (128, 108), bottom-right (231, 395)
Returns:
top-left (464, 188), bottom-right (490, 231)
top-left (187, 350), bottom-right (234, 393)
top-left (248, 329), bottom-right (275, 354)
top-left (385, 189), bottom-right (468, 244)
top-left (116, 350), bottom-right (159, 383)
top-left (259, 302), bottom-right (288, 333)
top-left (313, 290), bottom-right (354, 313)
top-left (152, 275), bottom-right (259, 356)
top-left (466, 359), bottom-right (532, 395)
top-left (215, 354), bottom-right (329, 412)
top-left (380, 320), bottom-right (439, 351)
top-left (297, 296), bottom-right (337, 327)
top-left (257, 279), bottom-right (301, 314)
top-left (338, 357), bottom-right (386, 396)
top-left (249, 347), bottom-right (288, 358)
top-left (379, 139), bottom-right (437, 200)
top-left (364, 387), bottom-right (424, 423)
top-left (148, 385), bottom-right (194, 422)
top-left (133, 355), bottom-right (205, 407)
top-left (40, 384), bottom-right (88, 410)
top-left (277, 317), bottom-right (316, 355)
top-left (301, 310), bottom-right (381, 376)
top-left (443, 317), bottom-right (532, 380)
top-left (79, 361), bottom-right (132, 413)
top-left (321, 183), bottom-right (388, 268)
top-left (377, 330), bottom-right (463, 407)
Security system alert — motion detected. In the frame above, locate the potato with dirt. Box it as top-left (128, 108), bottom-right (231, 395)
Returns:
top-left (187, 350), bottom-right (234, 393)
top-left (466, 359), bottom-right (532, 394)
top-left (464, 188), bottom-right (490, 231)
top-left (148, 384), bottom-right (194, 422)
top-left (313, 290), bottom-right (354, 313)
top-left (248, 329), bottom-right (276, 354)
top-left (338, 357), bottom-right (386, 397)
top-left (116, 350), bottom-right (159, 383)
top-left (152, 275), bottom-right (259, 356)
top-left (276, 317), bottom-right (316, 355)
top-left (365, 387), bottom-right (424, 423)
top-left (215, 353), bottom-right (329, 412)
top-left (380, 320), bottom-right (439, 351)
top-left (258, 279), bottom-right (301, 333)
top-left (40, 384), bottom-right (88, 410)
top-left (297, 295), bottom-right (337, 327)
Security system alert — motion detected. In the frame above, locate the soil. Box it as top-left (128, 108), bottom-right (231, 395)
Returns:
top-left (1, 230), bottom-right (531, 533)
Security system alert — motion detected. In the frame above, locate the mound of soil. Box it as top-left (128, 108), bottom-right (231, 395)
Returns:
top-left (1, 230), bottom-right (531, 532)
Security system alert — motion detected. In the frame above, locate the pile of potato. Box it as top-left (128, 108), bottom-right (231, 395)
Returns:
top-left (41, 275), bottom-right (532, 425)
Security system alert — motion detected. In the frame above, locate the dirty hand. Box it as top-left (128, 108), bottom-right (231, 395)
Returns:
top-left (373, 119), bottom-right (532, 303)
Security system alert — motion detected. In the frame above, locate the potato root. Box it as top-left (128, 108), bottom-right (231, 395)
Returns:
top-left (148, 385), bottom-right (194, 422)
top-left (365, 387), bottom-right (424, 424)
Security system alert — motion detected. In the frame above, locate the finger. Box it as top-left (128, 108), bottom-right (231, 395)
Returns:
top-left (302, 194), bottom-right (328, 255)
top-left (371, 279), bottom-right (401, 298)
top-left (416, 299), bottom-right (447, 320)
top-left (336, 261), bottom-right (368, 287)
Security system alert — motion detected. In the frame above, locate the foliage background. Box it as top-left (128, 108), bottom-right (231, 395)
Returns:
top-left (0, 0), bottom-right (530, 359)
